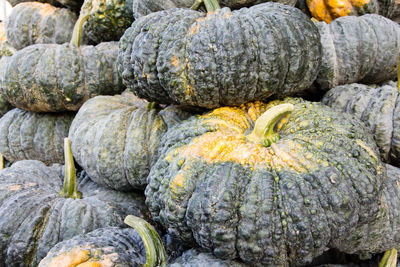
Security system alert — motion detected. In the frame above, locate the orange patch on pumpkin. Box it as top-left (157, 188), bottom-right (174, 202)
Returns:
top-left (171, 56), bottom-right (179, 67)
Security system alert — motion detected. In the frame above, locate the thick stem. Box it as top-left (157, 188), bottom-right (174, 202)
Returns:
top-left (191, 0), bottom-right (221, 12)
top-left (0, 153), bottom-right (4, 170)
top-left (379, 249), bottom-right (397, 267)
top-left (124, 215), bottom-right (167, 267)
top-left (59, 138), bottom-right (82, 199)
top-left (246, 103), bottom-right (295, 147)
top-left (70, 14), bottom-right (90, 47)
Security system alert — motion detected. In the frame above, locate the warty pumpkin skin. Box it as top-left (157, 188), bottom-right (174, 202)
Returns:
top-left (0, 41), bottom-right (124, 112)
top-left (5, 2), bottom-right (77, 50)
top-left (118, 2), bottom-right (321, 109)
top-left (145, 99), bottom-right (395, 266)
top-left (0, 108), bottom-right (74, 165)
top-left (0, 156), bottom-right (150, 266)
top-left (315, 14), bottom-right (400, 91)
top-left (68, 90), bottom-right (190, 191)
top-left (321, 82), bottom-right (400, 166)
top-left (79, 0), bottom-right (134, 44)
top-left (132, 0), bottom-right (297, 19)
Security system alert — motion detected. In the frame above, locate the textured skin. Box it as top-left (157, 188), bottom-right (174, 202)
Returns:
top-left (69, 91), bottom-right (190, 191)
top-left (306, 0), bottom-right (395, 23)
top-left (119, 3), bottom-right (321, 109)
top-left (145, 99), bottom-right (390, 266)
top-left (0, 108), bottom-right (74, 165)
top-left (0, 42), bottom-right (124, 112)
top-left (5, 2), bottom-right (77, 50)
top-left (132, 0), bottom-right (297, 19)
top-left (39, 227), bottom-right (146, 266)
top-left (170, 249), bottom-right (247, 267)
top-left (322, 82), bottom-right (400, 166)
top-left (316, 14), bottom-right (400, 90)
top-left (0, 24), bottom-right (14, 118)
top-left (81, 0), bottom-right (134, 44)
top-left (0, 160), bottom-right (150, 267)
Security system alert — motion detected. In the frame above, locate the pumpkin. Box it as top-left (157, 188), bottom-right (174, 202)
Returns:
top-left (315, 14), bottom-right (400, 91)
top-left (170, 249), bottom-right (247, 267)
top-left (68, 90), bottom-right (190, 191)
top-left (145, 99), bottom-right (398, 265)
top-left (79, 0), bottom-right (134, 44)
top-left (0, 16), bottom-right (124, 112)
top-left (132, 0), bottom-right (297, 19)
top-left (0, 108), bottom-right (74, 165)
top-left (305, 0), bottom-right (395, 23)
top-left (118, 1), bottom-right (321, 109)
top-left (39, 216), bottom-right (166, 267)
top-left (0, 139), bottom-right (150, 266)
top-left (5, 2), bottom-right (78, 50)
top-left (321, 82), bottom-right (400, 166)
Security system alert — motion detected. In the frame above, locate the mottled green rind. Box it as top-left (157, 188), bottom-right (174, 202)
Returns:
top-left (0, 42), bottom-right (16, 59)
top-left (39, 227), bottom-right (146, 266)
top-left (80, 0), bottom-right (134, 44)
top-left (316, 14), bottom-right (400, 90)
top-left (5, 2), bottom-right (77, 50)
top-left (132, 0), bottom-right (297, 19)
top-left (0, 42), bottom-right (124, 112)
top-left (119, 3), bottom-right (321, 109)
top-left (170, 249), bottom-right (247, 267)
top-left (145, 99), bottom-right (388, 266)
top-left (0, 108), bottom-right (74, 165)
top-left (68, 91), bottom-right (190, 191)
top-left (0, 160), bottom-right (150, 267)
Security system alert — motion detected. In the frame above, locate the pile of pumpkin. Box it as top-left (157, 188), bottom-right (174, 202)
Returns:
top-left (2, 0), bottom-right (400, 265)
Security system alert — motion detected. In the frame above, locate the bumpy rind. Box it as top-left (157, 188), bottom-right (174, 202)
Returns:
top-left (0, 108), bottom-right (74, 165)
top-left (145, 99), bottom-right (388, 266)
top-left (0, 42), bottom-right (124, 112)
top-left (119, 3), bottom-right (321, 109)
top-left (69, 91), bottom-right (190, 191)
top-left (5, 2), bottom-right (77, 50)
top-left (0, 160), bottom-right (150, 266)
top-left (316, 14), bottom-right (400, 90)
top-left (38, 227), bottom-right (146, 266)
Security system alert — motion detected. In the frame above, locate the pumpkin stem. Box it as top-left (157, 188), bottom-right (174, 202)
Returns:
top-left (59, 138), bottom-right (82, 199)
top-left (70, 14), bottom-right (90, 47)
top-left (379, 249), bottom-right (397, 267)
top-left (0, 153), bottom-right (4, 170)
top-left (246, 103), bottom-right (295, 147)
top-left (191, 0), bottom-right (221, 12)
top-left (124, 215), bottom-right (167, 267)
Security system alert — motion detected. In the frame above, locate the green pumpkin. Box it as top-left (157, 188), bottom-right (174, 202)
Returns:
top-left (132, 0), bottom-right (297, 19)
top-left (315, 14), bottom-right (400, 90)
top-left (0, 140), bottom-right (150, 266)
top-left (68, 90), bottom-right (190, 191)
top-left (145, 99), bottom-right (397, 265)
top-left (79, 0), bottom-right (134, 44)
top-left (118, 1), bottom-right (321, 109)
top-left (39, 216), bottom-right (166, 267)
top-left (0, 108), bottom-right (74, 165)
top-left (0, 17), bottom-right (124, 112)
top-left (5, 2), bottom-right (78, 50)
top-left (322, 82), bottom-right (400, 166)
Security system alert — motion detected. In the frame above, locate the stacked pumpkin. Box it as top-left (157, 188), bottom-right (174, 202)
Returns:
top-left (1, 0), bottom-right (400, 265)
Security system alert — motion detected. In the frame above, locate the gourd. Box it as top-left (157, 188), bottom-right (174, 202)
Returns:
top-left (5, 2), bottom-right (77, 50)
top-left (0, 139), bottom-right (150, 266)
top-left (68, 90), bottom-right (190, 191)
top-left (321, 82), bottom-right (400, 166)
top-left (315, 14), bottom-right (400, 91)
top-left (305, 0), bottom-right (395, 23)
top-left (0, 16), bottom-right (124, 112)
top-left (145, 99), bottom-right (399, 265)
top-left (39, 216), bottom-right (166, 267)
top-left (132, 0), bottom-right (297, 19)
top-left (0, 108), bottom-right (74, 165)
top-left (118, 1), bottom-right (321, 109)
top-left (79, 0), bottom-right (134, 44)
